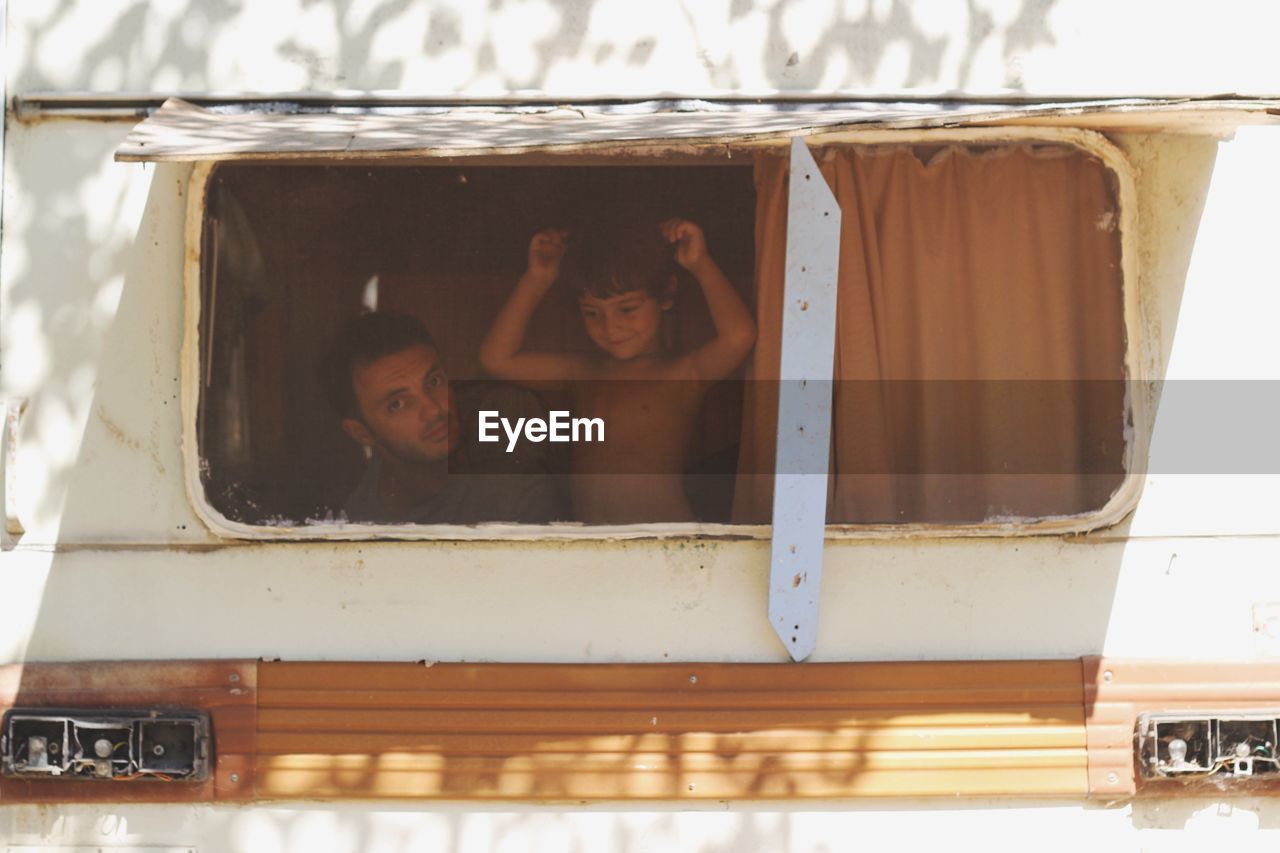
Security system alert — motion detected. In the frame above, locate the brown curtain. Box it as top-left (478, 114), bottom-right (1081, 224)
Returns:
top-left (734, 143), bottom-right (1127, 524)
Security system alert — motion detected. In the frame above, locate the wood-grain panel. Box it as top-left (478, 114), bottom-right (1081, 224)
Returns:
top-left (256, 661), bottom-right (1087, 800)
top-left (6, 658), bottom-right (1280, 801)
top-left (0, 660), bottom-right (257, 803)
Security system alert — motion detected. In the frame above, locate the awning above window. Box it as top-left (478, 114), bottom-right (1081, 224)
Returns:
top-left (115, 96), bottom-right (1280, 162)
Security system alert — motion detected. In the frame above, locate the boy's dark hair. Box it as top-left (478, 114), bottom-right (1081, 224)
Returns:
top-left (560, 222), bottom-right (678, 301)
top-left (322, 312), bottom-right (437, 420)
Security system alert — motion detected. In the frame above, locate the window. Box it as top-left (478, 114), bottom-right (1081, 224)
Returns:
top-left (176, 125), bottom-right (1136, 538)
top-left (197, 160), bottom-right (759, 529)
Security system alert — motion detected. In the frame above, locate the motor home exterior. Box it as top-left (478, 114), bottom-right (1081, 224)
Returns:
top-left (3, 1), bottom-right (1280, 849)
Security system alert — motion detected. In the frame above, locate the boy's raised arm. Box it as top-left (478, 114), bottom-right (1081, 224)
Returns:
top-left (480, 229), bottom-right (588, 384)
top-left (663, 219), bottom-right (757, 382)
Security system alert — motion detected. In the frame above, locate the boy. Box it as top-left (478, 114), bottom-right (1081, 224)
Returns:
top-left (479, 220), bottom-right (756, 523)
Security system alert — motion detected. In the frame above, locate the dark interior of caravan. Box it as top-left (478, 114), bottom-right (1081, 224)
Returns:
top-left (199, 162), bottom-right (758, 525)
top-left (198, 146), bottom-right (1128, 529)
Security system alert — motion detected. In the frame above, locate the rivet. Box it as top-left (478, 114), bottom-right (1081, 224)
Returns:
top-left (689, 675), bottom-right (698, 685)
top-left (688, 783), bottom-right (696, 791)
top-left (1106, 772), bottom-right (1118, 784)
top-left (1102, 670), bottom-right (1113, 683)
top-left (230, 772), bottom-right (240, 783)
top-left (229, 673), bottom-right (240, 683)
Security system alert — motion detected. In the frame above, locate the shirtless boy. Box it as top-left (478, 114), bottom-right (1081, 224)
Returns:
top-left (479, 220), bottom-right (756, 523)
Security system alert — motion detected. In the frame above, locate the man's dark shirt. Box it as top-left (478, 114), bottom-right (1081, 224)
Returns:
top-left (343, 383), bottom-right (567, 524)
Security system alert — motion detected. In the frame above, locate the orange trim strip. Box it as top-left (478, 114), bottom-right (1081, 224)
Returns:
top-left (254, 661), bottom-right (1085, 800)
top-left (14, 658), bottom-right (1277, 801)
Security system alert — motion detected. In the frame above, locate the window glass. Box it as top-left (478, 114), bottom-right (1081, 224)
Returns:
top-left (199, 163), bottom-right (758, 526)
top-left (197, 144), bottom-right (1127, 532)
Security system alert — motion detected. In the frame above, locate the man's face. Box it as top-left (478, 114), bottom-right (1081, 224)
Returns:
top-left (342, 344), bottom-right (459, 464)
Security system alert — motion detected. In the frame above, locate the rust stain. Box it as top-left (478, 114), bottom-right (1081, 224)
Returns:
top-left (96, 405), bottom-right (166, 475)
top-left (96, 405), bottom-right (143, 452)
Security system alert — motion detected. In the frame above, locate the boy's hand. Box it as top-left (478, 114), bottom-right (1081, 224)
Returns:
top-left (525, 228), bottom-right (568, 285)
top-left (662, 219), bottom-right (710, 273)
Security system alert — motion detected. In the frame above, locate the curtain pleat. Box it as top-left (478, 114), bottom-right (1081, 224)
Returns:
top-left (734, 144), bottom-right (1126, 524)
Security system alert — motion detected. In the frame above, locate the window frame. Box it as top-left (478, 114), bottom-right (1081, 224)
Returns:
top-left (179, 125), bottom-right (1145, 542)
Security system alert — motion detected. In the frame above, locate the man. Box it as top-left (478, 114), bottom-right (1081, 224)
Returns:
top-left (323, 312), bottom-right (565, 524)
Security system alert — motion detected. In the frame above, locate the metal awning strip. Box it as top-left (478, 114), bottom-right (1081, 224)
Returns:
top-left (114, 97), bottom-right (1280, 162)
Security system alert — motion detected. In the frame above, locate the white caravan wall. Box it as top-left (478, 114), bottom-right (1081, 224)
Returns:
top-left (2, 121), bottom-right (1280, 663)
top-left (4, 800), bottom-right (1280, 853)
top-left (6, 0), bottom-right (1280, 97)
top-left (5, 1), bottom-right (1280, 845)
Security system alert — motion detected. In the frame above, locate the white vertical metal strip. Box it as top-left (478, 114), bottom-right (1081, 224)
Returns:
top-left (769, 138), bottom-right (841, 662)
